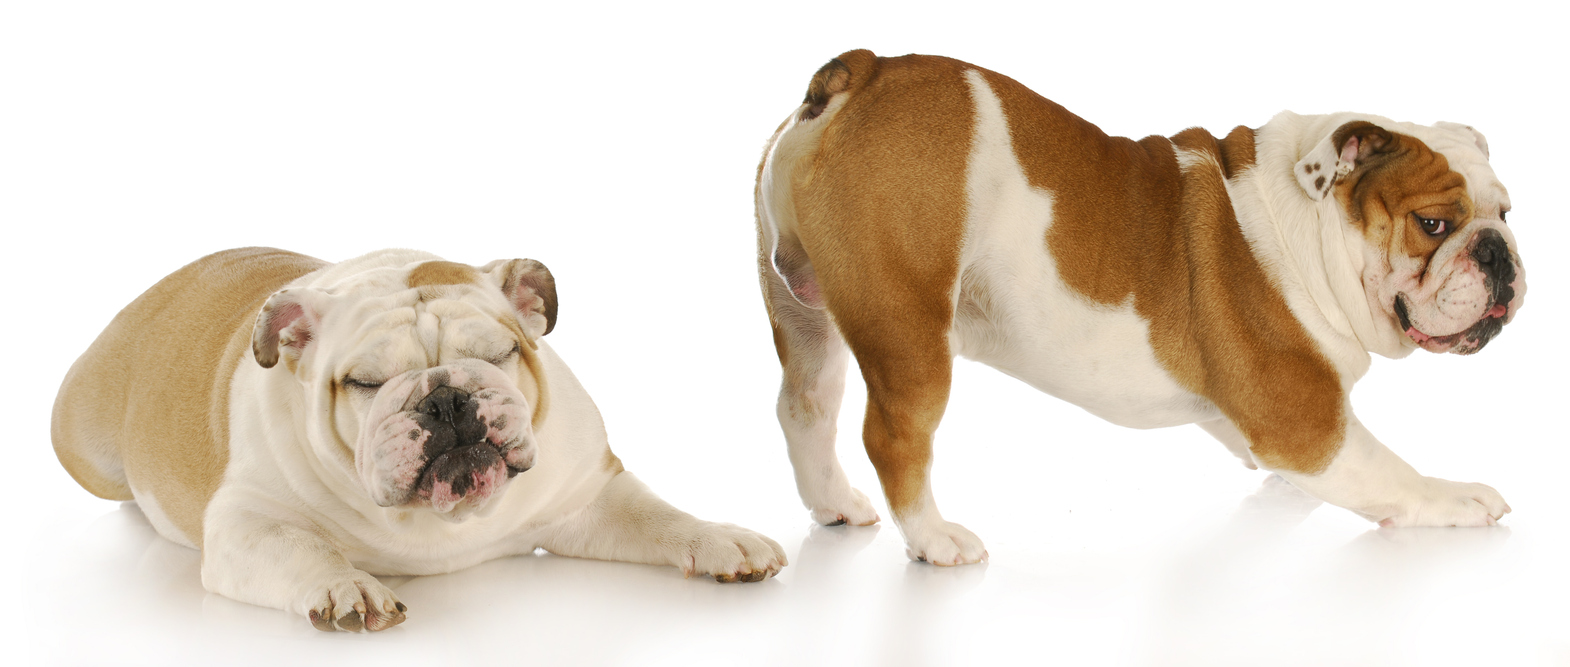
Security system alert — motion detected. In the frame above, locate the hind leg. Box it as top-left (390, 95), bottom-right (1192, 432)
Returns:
top-left (844, 314), bottom-right (986, 566)
top-left (766, 273), bottom-right (880, 526)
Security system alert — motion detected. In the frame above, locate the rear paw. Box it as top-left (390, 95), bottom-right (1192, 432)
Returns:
top-left (1378, 478), bottom-right (1510, 528)
top-left (902, 519), bottom-right (987, 566)
top-left (807, 486), bottom-right (880, 526)
top-left (305, 573), bottom-right (407, 632)
top-left (681, 523), bottom-right (789, 583)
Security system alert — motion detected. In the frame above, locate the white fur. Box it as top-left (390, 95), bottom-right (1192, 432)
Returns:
top-left (197, 250), bottom-right (786, 630)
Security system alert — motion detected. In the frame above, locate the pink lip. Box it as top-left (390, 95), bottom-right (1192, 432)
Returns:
top-left (1404, 326), bottom-right (1455, 352)
top-left (1399, 301), bottom-right (1511, 355)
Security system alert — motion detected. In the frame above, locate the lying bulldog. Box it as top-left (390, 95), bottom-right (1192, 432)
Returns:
top-left (756, 50), bottom-right (1525, 565)
top-left (53, 248), bottom-right (785, 631)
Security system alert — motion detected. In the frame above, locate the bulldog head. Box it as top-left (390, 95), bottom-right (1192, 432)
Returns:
top-left (1295, 119), bottom-right (1525, 355)
top-left (250, 255), bottom-right (558, 521)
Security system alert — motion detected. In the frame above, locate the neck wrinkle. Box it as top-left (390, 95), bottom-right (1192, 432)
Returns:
top-left (1230, 160), bottom-right (1376, 384)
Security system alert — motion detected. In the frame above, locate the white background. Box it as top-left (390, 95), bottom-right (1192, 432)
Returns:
top-left (4, 1), bottom-right (1567, 665)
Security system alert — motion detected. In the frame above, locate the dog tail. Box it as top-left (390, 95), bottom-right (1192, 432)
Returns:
top-left (799, 49), bottom-right (878, 122)
top-left (756, 50), bottom-right (882, 312)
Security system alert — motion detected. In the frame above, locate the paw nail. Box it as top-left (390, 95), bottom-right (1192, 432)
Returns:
top-left (395, 602), bottom-right (407, 613)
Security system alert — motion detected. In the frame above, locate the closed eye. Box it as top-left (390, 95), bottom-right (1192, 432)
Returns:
top-left (343, 377), bottom-right (384, 392)
top-left (487, 343), bottom-right (521, 367)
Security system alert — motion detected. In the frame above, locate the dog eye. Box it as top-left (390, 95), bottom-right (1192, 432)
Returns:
top-left (1500, 209), bottom-right (1508, 223)
top-left (343, 377), bottom-right (384, 391)
top-left (488, 343), bottom-right (521, 366)
top-left (1414, 215), bottom-right (1447, 236)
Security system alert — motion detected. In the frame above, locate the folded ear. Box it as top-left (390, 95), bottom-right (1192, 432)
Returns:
top-left (1294, 120), bottom-right (1396, 201)
top-left (483, 259), bottom-right (558, 338)
top-left (251, 288), bottom-right (329, 369)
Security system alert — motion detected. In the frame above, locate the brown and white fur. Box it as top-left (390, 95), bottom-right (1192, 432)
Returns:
top-left (756, 50), bottom-right (1525, 565)
top-left (54, 248), bottom-right (786, 631)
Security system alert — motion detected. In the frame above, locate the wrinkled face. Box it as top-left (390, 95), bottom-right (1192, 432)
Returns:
top-left (1328, 122), bottom-right (1526, 354)
top-left (331, 298), bottom-right (539, 520)
top-left (253, 257), bottom-right (557, 522)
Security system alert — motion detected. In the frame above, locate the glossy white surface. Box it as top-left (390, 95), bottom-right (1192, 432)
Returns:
top-left (5, 1), bottom-right (1567, 665)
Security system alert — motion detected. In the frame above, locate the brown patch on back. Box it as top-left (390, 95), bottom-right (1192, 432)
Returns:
top-left (51, 248), bottom-right (327, 544)
top-left (408, 260), bottom-right (482, 288)
top-left (784, 52), bottom-right (973, 513)
top-left (982, 70), bottom-right (1344, 473)
top-left (1218, 125), bottom-right (1257, 179)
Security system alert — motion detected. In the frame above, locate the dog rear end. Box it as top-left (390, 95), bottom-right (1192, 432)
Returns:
top-left (754, 50), bottom-right (989, 564)
top-left (51, 248), bottom-right (325, 545)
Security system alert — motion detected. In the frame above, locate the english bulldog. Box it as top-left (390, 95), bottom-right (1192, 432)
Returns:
top-left (53, 248), bottom-right (786, 631)
top-left (755, 50), bottom-right (1525, 565)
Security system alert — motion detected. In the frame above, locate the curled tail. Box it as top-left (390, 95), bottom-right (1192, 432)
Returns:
top-left (800, 49), bottom-right (878, 122)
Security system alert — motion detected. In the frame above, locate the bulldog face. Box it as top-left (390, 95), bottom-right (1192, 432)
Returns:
top-left (251, 257), bottom-right (558, 521)
top-left (1297, 120), bottom-right (1525, 355)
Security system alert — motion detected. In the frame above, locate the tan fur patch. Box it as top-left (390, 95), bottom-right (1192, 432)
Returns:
top-left (488, 314), bottom-right (550, 431)
top-left (52, 248), bottom-right (327, 544)
top-left (780, 52), bottom-right (974, 514)
top-left (980, 69), bottom-right (1344, 472)
top-left (408, 260), bottom-right (482, 288)
top-left (602, 448), bottom-right (624, 474)
top-left (1331, 124), bottom-right (1473, 264)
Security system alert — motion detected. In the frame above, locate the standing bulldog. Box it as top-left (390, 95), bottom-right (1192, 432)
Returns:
top-left (53, 248), bottom-right (785, 631)
top-left (755, 50), bottom-right (1525, 565)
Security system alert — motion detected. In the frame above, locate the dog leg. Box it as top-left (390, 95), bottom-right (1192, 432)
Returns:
top-left (855, 337), bottom-right (987, 566)
top-left (202, 498), bottom-right (406, 632)
top-left (540, 471), bottom-right (788, 582)
top-left (1256, 415), bottom-right (1510, 527)
top-left (765, 272), bottom-right (879, 526)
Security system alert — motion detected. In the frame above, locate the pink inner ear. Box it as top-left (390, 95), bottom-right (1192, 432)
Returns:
top-left (1339, 136), bottom-right (1361, 165)
top-left (512, 288), bottom-right (543, 315)
top-left (270, 301), bottom-right (311, 349)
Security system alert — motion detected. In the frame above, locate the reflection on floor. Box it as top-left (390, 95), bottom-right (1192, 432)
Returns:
top-left (21, 474), bottom-right (1566, 667)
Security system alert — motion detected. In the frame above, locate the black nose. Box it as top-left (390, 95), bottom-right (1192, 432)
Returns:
top-left (413, 386), bottom-right (487, 457)
top-left (1471, 228), bottom-right (1515, 308)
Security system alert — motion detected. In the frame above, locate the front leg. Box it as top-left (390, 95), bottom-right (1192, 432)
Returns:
top-left (203, 498), bottom-right (406, 632)
top-left (1207, 415), bottom-right (1510, 526)
top-left (540, 471), bottom-right (787, 582)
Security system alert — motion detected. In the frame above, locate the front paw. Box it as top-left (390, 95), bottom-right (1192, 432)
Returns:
top-left (807, 486), bottom-right (881, 527)
top-left (305, 572), bottom-right (408, 632)
top-left (1378, 477), bottom-right (1511, 528)
top-left (680, 523), bottom-right (788, 583)
top-left (901, 518), bottom-right (987, 566)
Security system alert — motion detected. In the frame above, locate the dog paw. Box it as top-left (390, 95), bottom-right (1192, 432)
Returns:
top-left (807, 486), bottom-right (880, 527)
top-left (901, 519), bottom-right (987, 566)
top-left (1378, 477), bottom-right (1511, 528)
top-left (679, 523), bottom-right (788, 583)
top-left (305, 573), bottom-right (407, 632)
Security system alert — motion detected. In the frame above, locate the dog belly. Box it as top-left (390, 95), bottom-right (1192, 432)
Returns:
top-left (954, 274), bottom-right (1217, 429)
